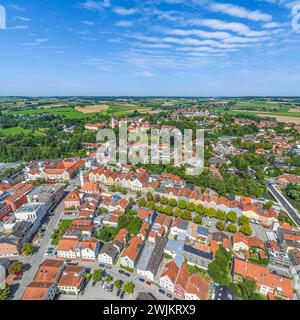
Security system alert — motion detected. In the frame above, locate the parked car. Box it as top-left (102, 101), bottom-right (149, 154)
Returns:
top-left (99, 264), bottom-right (105, 268)
top-left (159, 288), bottom-right (165, 294)
top-left (118, 270), bottom-right (125, 275)
top-left (166, 293), bottom-right (172, 299)
top-left (124, 272), bottom-right (131, 277)
top-left (139, 278), bottom-right (145, 283)
top-left (109, 284), bottom-right (114, 292)
top-left (145, 280), bottom-right (152, 286)
top-left (120, 291), bottom-right (125, 299)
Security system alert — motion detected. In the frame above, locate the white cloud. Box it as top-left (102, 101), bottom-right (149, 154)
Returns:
top-left (81, 20), bottom-right (95, 25)
top-left (14, 16), bottom-right (31, 22)
top-left (206, 1), bottom-right (273, 22)
top-left (115, 20), bottom-right (135, 27)
top-left (166, 28), bottom-right (232, 39)
top-left (80, 0), bottom-right (111, 11)
top-left (113, 7), bottom-right (137, 16)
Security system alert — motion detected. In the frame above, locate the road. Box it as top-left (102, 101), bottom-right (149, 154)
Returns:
top-left (11, 196), bottom-right (67, 300)
top-left (57, 259), bottom-right (173, 301)
top-left (265, 179), bottom-right (300, 227)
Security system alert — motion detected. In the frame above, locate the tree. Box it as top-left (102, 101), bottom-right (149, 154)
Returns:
top-left (127, 217), bottom-right (142, 236)
top-left (182, 210), bottom-right (192, 221)
top-left (216, 221), bottom-right (226, 231)
top-left (187, 202), bottom-right (195, 212)
top-left (22, 243), bottom-right (34, 256)
top-left (174, 208), bottom-right (182, 217)
top-left (123, 281), bottom-right (134, 294)
top-left (105, 275), bottom-right (113, 283)
top-left (195, 204), bottom-right (204, 214)
top-left (114, 280), bottom-right (123, 289)
top-left (226, 212), bottom-right (237, 223)
top-left (178, 200), bottom-right (187, 210)
top-left (193, 215), bottom-right (202, 224)
top-left (240, 224), bottom-right (253, 236)
top-left (160, 197), bottom-right (169, 205)
top-left (0, 285), bottom-right (10, 300)
top-left (92, 269), bottom-right (104, 283)
top-left (137, 198), bottom-right (146, 207)
top-left (208, 246), bottom-right (232, 285)
top-left (238, 216), bottom-right (250, 226)
top-left (8, 262), bottom-right (24, 275)
top-left (263, 201), bottom-right (273, 210)
top-left (239, 278), bottom-right (265, 300)
top-left (146, 192), bottom-right (154, 202)
top-left (169, 199), bottom-right (177, 207)
top-left (129, 197), bottom-right (135, 205)
top-left (227, 223), bottom-right (237, 233)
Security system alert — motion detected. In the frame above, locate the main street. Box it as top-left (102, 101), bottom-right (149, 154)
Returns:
top-left (265, 179), bottom-right (300, 227)
top-left (11, 198), bottom-right (66, 300)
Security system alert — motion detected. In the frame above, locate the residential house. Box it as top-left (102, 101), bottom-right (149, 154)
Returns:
top-left (57, 265), bottom-right (86, 295)
top-left (120, 236), bottom-right (143, 269)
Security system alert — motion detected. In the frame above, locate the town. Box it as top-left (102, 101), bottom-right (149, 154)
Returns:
top-left (0, 97), bottom-right (299, 301)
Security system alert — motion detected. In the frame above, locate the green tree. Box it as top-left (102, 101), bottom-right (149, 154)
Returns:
top-left (240, 224), bottom-right (253, 236)
top-left (178, 200), bottom-right (187, 210)
top-left (0, 285), bottom-right (10, 300)
top-left (114, 280), bottom-right (123, 289)
top-left (239, 277), bottom-right (265, 300)
top-left (22, 243), bottom-right (34, 256)
top-left (137, 198), bottom-right (146, 207)
top-left (216, 221), bottom-right (226, 231)
top-left (105, 275), bottom-right (113, 283)
top-left (8, 262), bottom-right (24, 275)
top-left (92, 269), bottom-right (104, 283)
top-left (226, 212), bottom-right (237, 223)
top-left (208, 246), bottom-right (232, 285)
top-left (263, 201), bottom-right (273, 210)
top-left (227, 223), bottom-right (237, 233)
top-left (169, 199), bottom-right (178, 207)
top-left (238, 216), bottom-right (250, 226)
top-left (127, 217), bottom-right (142, 236)
top-left (160, 197), bottom-right (169, 205)
top-left (123, 281), bottom-right (134, 295)
top-left (193, 215), bottom-right (202, 224)
top-left (146, 192), bottom-right (154, 202)
top-left (182, 210), bottom-right (192, 221)
top-left (187, 202), bottom-right (195, 212)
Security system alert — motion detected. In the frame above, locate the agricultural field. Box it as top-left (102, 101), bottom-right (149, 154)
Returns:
top-left (0, 127), bottom-right (46, 136)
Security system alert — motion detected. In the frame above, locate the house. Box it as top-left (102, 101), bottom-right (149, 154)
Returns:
top-left (80, 182), bottom-right (100, 195)
top-left (98, 243), bottom-right (118, 265)
top-left (159, 260), bottom-right (179, 293)
top-left (22, 259), bottom-right (65, 300)
top-left (114, 228), bottom-right (128, 249)
top-left (120, 236), bottom-right (143, 269)
top-left (0, 260), bottom-right (10, 290)
top-left (174, 262), bottom-right (190, 299)
top-left (57, 265), bottom-right (86, 295)
top-left (57, 238), bottom-right (100, 261)
top-left (185, 274), bottom-right (210, 300)
top-left (153, 213), bottom-right (172, 233)
top-left (233, 258), bottom-right (293, 300)
top-left (137, 208), bottom-right (156, 224)
top-left (170, 218), bottom-right (189, 237)
top-left (136, 237), bottom-right (167, 281)
top-left (276, 174), bottom-right (300, 186)
top-left (138, 222), bottom-right (150, 241)
top-left (232, 232), bottom-right (264, 253)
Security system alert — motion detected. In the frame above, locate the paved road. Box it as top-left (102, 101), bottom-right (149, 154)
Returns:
top-left (265, 179), bottom-right (300, 227)
top-left (11, 198), bottom-right (67, 300)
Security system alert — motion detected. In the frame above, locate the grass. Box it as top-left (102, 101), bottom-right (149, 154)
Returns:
top-left (11, 107), bottom-right (94, 120)
top-left (51, 219), bottom-right (72, 246)
top-left (0, 127), bottom-right (45, 136)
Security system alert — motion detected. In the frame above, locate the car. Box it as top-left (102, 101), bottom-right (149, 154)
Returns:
top-left (166, 293), bottom-right (172, 299)
top-left (106, 265), bottom-right (112, 269)
top-left (159, 288), bottom-right (165, 294)
top-left (102, 282), bottom-right (106, 289)
top-left (116, 288), bottom-right (121, 297)
top-left (124, 272), bottom-right (131, 277)
top-left (120, 291), bottom-right (125, 299)
top-left (92, 282), bottom-right (96, 287)
top-left (118, 269), bottom-right (125, 275)
top-left (99, 264), bottom-right (105, 268)
top-left (109, 284), bottom-right (114, 292)
top-left (16, 273), bottom-right (23, 277)
top-left (14, 277), bottom-right (22, 281)
top-left (173, 297), bottom-right (179, 300)
top-left (145, 280), bottom-right (152, 286)
top-left (139, 278), bottom-right (145, 283)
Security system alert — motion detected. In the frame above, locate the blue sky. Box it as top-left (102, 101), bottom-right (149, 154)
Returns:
top-left (0, 0), bottom-right (300, 96)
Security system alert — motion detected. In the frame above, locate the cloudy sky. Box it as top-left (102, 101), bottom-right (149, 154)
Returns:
top-left (0, 0), bottom-right (300, 96)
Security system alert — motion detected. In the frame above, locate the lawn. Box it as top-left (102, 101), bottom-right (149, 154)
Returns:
top-left (11, 107), bottom-right (94, 120)
top-left (0, 127), bottom-right (45, 136)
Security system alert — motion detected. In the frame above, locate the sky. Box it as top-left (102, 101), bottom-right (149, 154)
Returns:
top-left (0, 0), bottom-right (300, 96)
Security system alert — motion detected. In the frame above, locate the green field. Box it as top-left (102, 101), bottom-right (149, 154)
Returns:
top-left (0, 127), bottom-right (46, 136)
top-left (11, 106), bottom-right (94, 119)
